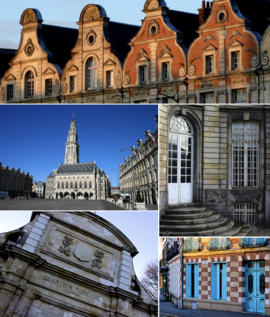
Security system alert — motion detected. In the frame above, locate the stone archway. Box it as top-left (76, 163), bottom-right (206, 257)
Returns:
top-left (151, 188), bottom-right (157, 205)
top-left (71, 192), bottom-right (75, 199)
top-left (84, 192), bottom-right (89, 200)
top-left (77, 192), bottom-right (83, 199)
top-left (56, 193), bottom-right (58, 199)
top-left (90, 192), bottom-right (93, 199)
top-left (59, 192), bottom-right (63, 199)
top-left (64, 192), bottom-right (69, 197)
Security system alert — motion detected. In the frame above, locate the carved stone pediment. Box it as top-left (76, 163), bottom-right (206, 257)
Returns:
top-left (228, 39), bottom-right (243, 48)
top-left (42, 67), bottom-right (56, 75)
top-left (5, 73), bottom-right (16, 81)
top-left (67, 65), bottom-right (79, 72)
top-left (104, 59), bottom-right (116, 66)
top-left (203, 43), bottom-right (217, 52)
top-left (158, 45), bottom-right (173, 59)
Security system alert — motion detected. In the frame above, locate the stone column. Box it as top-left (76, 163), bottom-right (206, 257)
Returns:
top-left (216, 30), bottom-right (227, 75)
top-left (149, 42), bottom-right (158, 83)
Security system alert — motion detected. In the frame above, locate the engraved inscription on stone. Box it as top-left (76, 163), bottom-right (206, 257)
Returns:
top-left (92, 250), bottom-right (105, 269)
top-left (59, 236), bottom-right (73, 256)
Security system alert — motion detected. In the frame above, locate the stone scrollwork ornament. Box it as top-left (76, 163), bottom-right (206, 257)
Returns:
top-left (0, 87), bottom-right (5, 101)
top-left (54, 79), bottom-right (60, 93)
top-left (61, 83), bottom-right (68, 93)
top-left (92, 250), bottom-right (105, 269)
top-left (115, 71), bottom-right (122, 85)
top-left (123, 75), bottom-right (130, 85)
top-left (251, 55), bottom-right (260, 67)
top-left (59, 236), bottom-right (73, 256)
top-left (216, 5), bottom-right (229, 24)
top-left (24, 39), bottom-right (35, 57)
top-left (262, 51), bottom-right (269, 66)
top-left (188, 65), bottom-right (196, 76)
top-left (179, 67), bottom-right (186, 77)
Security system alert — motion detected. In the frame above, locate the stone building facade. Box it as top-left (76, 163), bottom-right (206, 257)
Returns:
top-left (0, 212), bottom-right (158, 316)
top-left (32, 181), bottom-right (46, 198)
top-left (0, 162), bottom-right (33, 198)
top-left (2, 0), bottom-right (270, 104)
top-left (159, 104), bottom-right (270, 233)
top-left (45, 115), bottom-right (110, 200)
top-left (165, 237), bottom-right (270, 315)
top-left (119, 116), bottom-right (158, 205)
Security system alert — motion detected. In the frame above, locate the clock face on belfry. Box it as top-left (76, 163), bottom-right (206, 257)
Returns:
top-left (70, 135), bottom-right (73, 142)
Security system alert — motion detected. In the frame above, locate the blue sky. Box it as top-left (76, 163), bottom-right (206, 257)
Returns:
top-left (0, 0), bottom-right (199, 49)
top-left (0, 211), bottom-right (158, 279)
top-left (1, 104), bottom-right (157, 187)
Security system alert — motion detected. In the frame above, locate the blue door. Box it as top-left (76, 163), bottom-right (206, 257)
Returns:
top-left (245, 261), bottom-right (265, 313)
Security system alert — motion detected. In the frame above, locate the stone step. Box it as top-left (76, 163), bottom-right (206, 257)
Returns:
top-left (161, 210), bottom-right (214, 220)
top-left (165, 207), bottom-right (206, 214)
top-left (160, 220), bottom-right (235, 237)
top-left (160, 214), bottom-right (220, 225)
top-left (160, 217), bottom-right (228, 232)
top-left (167, 203), bottom-right (202, 209)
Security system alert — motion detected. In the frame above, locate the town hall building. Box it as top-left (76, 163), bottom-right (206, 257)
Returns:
top-left (45, 115), bottom-right (110, 200)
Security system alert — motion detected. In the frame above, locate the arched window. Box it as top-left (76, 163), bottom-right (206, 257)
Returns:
top-left (75, 182), bottom-right (77, 189)
top-left (70, 182), bottom-right (73, 189)
top-left (89, 182), bottom-right (92, 188)
top-left (66, 182), bottom-right (68, 188)
top-left (87, 57), bottom-right (97, 89)
top-left (79, 182), bottom-right (82, 189)
top-left (84, 182), bottom-right (87, 188)
top-left (57, 182), bottom-right (60, 189)
top-left (61, 182), bottom-right (64, 188)
top-left (25, 71), bottom-right (34, 97)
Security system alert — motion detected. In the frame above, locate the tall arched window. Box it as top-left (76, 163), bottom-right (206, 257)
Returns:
top-left (79, 182), bottom-right (82, 189)
top-left (70, 182), bottom-right (73, 189)
top-left (87, 57), bottom-right (97, 89)
top-left (25, 71), bottom-right (34, 97)
top-left (61, 182), bottom-right (64, 188)
top-left (84, 182), bottom-right (87, 188)
top-left (66, 182), bottom-right (68, 188)
top-left (89, 182), bottom-right (92, 188)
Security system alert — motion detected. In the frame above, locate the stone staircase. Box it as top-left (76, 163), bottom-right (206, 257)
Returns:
top-left (160, 203), bottom-right (256, 236)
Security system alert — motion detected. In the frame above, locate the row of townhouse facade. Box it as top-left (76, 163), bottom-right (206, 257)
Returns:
top-left (2, 0), bottom-right (270, 104)
top-left (119, 116), bottom-right (158, 205)
top-left (0, 162), bottom-right (33, 198)
top-left (163, 237), bottom-right (270, 315)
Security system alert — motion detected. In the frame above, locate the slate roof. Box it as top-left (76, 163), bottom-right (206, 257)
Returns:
top-left (108, 21), bottom-right (140, 61)
top-left (42, 25), bottom-right (78, 70)
top-left (0, 49), bottom-right (17, 81)
top-left (167, 10), bottom-right (199, 48)
top-left (57, 163), bottom-right (95, 174)
top-left (236, 0), bottom-right (270, 36)
top-left (48, 170), bottom-right (57, 179)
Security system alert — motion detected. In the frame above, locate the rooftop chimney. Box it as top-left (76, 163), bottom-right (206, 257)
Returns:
top-left (198, 1), bottom-right (212, 27)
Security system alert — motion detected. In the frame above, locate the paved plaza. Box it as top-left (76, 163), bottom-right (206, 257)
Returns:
top-left (0, 199), bottom-right (158, 211)
top-left (160, 295), bottom-right (270, 317)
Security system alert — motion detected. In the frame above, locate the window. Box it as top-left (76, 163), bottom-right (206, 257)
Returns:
top-left (234, 203), bottom-right (257, 224)
top-left (45, 79), bottom-right (52, 95)
top-left (70, 76), bottom-right (76, 92)
top-left (162, 63), bottom-right (170, 80)
top-left (232, 89), bottom-right (246, 103)
top-left (232, 122), bottom-right (259, 188)
top-left (201, 92), bottom-right (214, 103)
top-left (25, 71), bottom-right (34, 97)
top-left (186, 264), bottom-right (199, 298)
top-left (206, 55), bottom-right (214, 74)
top-left (7, 84), bottom-right (13, 101)
top-left (75, 182), bottom-right (77, 189)
top-left (89, 182), bottom-right (92, 188)
top-left (139, 66), bottom-right (147, 84)
top-left (87, 57), bottom-right (97, 89)
top-left (211, 262), bottom-right (227, 301)
top-left (106, 71), bottom-right (113, 88)
top-left (231, 51), bottom-right (240, 70)
top-left (70, 182), bottom-right (73, 189)
top-left (79, 182), bottom-right (82, 189)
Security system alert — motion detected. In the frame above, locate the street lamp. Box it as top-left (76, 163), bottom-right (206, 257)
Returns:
top-left (120, 147), bottom-right (137, 210)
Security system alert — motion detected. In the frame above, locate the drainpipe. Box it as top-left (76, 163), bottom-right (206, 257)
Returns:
top-left (255, 66), bottom-right (262, 104)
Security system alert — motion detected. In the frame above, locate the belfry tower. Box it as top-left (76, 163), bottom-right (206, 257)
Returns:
top-left (65, 114), bottom-right (80, 164)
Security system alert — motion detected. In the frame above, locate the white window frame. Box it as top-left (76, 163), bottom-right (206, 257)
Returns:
top-left (228, 40), bottom-right (243, 72)
top-left (201, 92), bottom-right (215, 103)
top-left (86, 57), bottom-right (98, 90)
top-left (202, 44), bottom-right (217, 76)
top-left (162, 62), bottom-right (170, 80)
top-left (45, 78), bottom-right (53, 96)
top-left (232, 88), bottom-right (247, 103)
top-left (70, 75), bottom-right (77, 93)
top-left (25, 70), bottom-right (35, 98)
top-left (106, 70), bottom-right (113, 88)
top-left (232, 121), bottom-right (259, 188)
top-left (7, 84), bottom-right (14, 101)
top-left (139, 65), bottom-right (147, 85)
